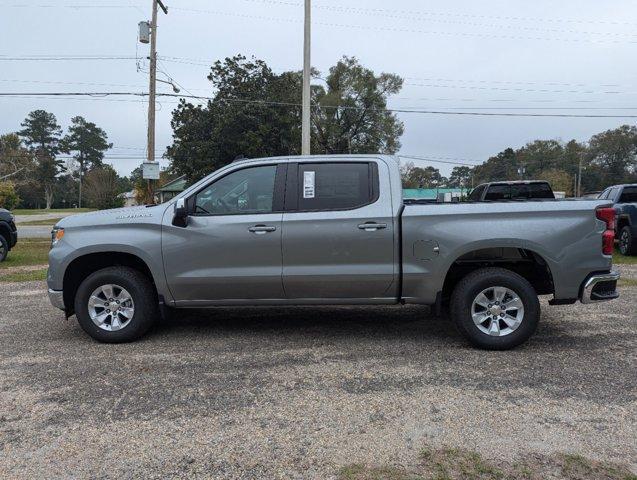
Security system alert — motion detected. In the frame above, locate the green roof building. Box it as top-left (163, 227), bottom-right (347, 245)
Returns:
top-left (157, 175), bottom-right (188, 203)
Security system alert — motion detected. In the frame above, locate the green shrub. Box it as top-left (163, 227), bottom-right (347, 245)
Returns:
top-left (0, 181), bottom-right (20, 210)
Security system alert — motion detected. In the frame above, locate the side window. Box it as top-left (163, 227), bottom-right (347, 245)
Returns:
top-left (618, 187), bottom-right (637, 203)
top-left (510, 184), bottom-right (530, 199)
top-left (194, 165), bottom-right (277, 215)
top-left (296, 163), bottom-right (374, 211)
top-left (598, 189), bottom-right (610, 200)
top-left (484, 185), bottom-right (510, 201)
top-left (467, 185), bottom-right (485, 201)
top-left (609, 187), bottom-right (621, 202)
top-left (528, 183), bottom-right (554, 199)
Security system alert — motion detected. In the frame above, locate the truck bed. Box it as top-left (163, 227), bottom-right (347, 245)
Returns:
top-left (399, 199), bottom-right (612, 304)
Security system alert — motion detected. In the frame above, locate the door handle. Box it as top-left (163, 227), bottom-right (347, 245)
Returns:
top-left (249, 225), bottom-right (277, 234)
top-left (358, 222), bottom-right (388, 231)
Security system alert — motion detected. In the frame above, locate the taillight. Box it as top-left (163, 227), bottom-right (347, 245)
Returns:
top-left (596, 207), bottom-right (615, 255)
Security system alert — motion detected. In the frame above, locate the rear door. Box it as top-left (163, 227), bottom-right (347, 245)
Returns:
top-left (281, 160), bottom-right (397, 300)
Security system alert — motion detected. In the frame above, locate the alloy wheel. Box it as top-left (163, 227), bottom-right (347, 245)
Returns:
top-left (471, 286), bottom-right (524, 337)
top-left (87, 284), bottom-right (135, 331)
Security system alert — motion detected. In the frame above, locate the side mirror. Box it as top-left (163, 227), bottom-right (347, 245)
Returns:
top-left (172, 197), bottom-right (188, 227)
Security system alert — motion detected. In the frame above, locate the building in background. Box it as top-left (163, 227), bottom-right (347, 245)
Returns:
top-left (157, 175), bottom-right (187, 203)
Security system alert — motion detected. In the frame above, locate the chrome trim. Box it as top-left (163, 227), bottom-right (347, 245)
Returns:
top-left (48, 288), bottom-right (65, 310)
top-left (581, 271), bottom-right (620, 304)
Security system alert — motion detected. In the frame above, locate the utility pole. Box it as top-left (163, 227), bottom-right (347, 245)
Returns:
top-left (146, 0), bottom-right (167, 203)
top-left (577, 152), bottom-right (584, 197)
top-left (301, 0), bottom-right (311, 155)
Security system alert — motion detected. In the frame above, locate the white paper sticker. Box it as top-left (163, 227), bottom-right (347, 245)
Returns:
top-left (303, 171), bottom-right (315, 199)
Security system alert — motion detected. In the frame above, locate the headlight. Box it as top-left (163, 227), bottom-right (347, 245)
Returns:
top-left (51, 227), bottom-right (65, 247)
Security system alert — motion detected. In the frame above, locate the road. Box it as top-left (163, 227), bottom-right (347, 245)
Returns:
top-left (14, 213), bottom-right (69, 239)
top-left (0, 280), bottom-right (635, 479)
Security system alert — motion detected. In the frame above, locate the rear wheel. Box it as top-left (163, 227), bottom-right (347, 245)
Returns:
top-left (450, 268), bottom-right (540, 350)
top-left (618, 226), bottom-right (636, 256)
top-left (74, 266), bottom-right (158, 343)
top-left (0, 235), bottom-right (7, 262)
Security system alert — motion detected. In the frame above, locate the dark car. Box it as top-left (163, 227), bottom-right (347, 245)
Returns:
top-left (598, 184), bottom-right (637, 255)
top-left (0, 208), bottom-right (18, 262)
top-left (468, 181), bottom-right (555, 202)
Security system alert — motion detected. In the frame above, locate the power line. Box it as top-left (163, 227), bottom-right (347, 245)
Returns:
top-left (165, 7), bottom-right (637, 44)
top-left (0, 55), bottom-right (137, 61)
top-left (3, 91), bottom-right (637, 118)
top-left (232, 0), bottom-right (637, 27)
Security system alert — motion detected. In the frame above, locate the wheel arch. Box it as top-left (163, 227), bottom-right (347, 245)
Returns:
top-left (62, 251), bottom-right (159, 315)
top-left (441, 246), bottom-right (555, 301)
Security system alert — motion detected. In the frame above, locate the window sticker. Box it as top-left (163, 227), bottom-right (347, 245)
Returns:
top-left (303, 171), bottom-right (315, 199)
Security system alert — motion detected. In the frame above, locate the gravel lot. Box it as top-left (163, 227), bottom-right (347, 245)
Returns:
top-left (0, 281), bottom-right (635, 479)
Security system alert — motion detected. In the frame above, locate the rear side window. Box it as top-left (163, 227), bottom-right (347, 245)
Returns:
top-left (295, 163), bottom-right (374, 211)
top-left (619, 186), bottom-right (637, 203)
top-left (527, 183), bottom-right (554, 199)
top-left (484, 185), bottom-right (510, 200)
top-left (467, 185), bottom-right (486, 201)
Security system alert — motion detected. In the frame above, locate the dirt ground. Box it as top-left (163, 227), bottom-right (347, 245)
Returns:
top-left (0, 281), bottom-right (635, 479)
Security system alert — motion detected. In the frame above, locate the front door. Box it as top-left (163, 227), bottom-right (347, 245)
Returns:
top-left (282, 160), bottom-right (397, 300)
top-left (163, 163), bottom-right (285, 304)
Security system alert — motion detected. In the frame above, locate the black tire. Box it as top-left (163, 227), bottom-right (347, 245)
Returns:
top-left (0, 234), bottom-right (7, 262)
top-left (618, 226), bottom-right (637, 256)
top-left (74, 266), bottom-right (158, 343)
top-left (450, 267), bottom-right (540, 350)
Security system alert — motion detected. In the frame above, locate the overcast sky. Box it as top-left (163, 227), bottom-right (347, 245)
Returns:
top-left (1, 0), bottom-right (636, 177)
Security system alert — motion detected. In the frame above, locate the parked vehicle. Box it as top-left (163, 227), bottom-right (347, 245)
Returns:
top-left (467, 181), bottom-right (555, 202)
top-left (48, 155), bottom-right (619, 349)
top-left (0, 208), bottom-right (18, 262)
top-left (598, 184), bottom-right (637, 255)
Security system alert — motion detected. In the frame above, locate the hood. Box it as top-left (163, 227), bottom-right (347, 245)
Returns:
top-left (0, 208), bottom-right (11, 219)
top-left (57, 204), bottom-right (169, 228)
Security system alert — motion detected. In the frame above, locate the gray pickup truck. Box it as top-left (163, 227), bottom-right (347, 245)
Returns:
top-left (47, 155), bottom-right (620, 349)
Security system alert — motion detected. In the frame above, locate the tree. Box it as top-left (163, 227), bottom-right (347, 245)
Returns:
top-left (448, 166), bottom-right (474, 194)
top-left (17, 110), bottom-right (65, 209)
top-left (60, 116), bottom-right (112, 208)
top-left (516, 140), bottom-right (564, 177)
top-left (167, 55), bottom-right (303, 182)
top-left (83, 166), bottom-right (124, 210)
top-left (401, 162), bottom-right (444, 189)
top-left (167, 55), bottom-right (405, 183)
top-left (537, 168), bottom-right (573, 196)
top-left (586, 125), bottom-right (637, 188)
top-left (473, 148), bottom-right (519, 184)
top-left (0, 182), bottom-right (20, 210)
top-left (311, 56), bottom-right (404, 155)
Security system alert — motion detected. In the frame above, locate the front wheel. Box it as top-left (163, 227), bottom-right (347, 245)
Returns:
top-left (74, 266), bottom-right (158, 343)
top-left (618, 226), bottom-right (637, 256)
top-left (450, 268), bottom-right (540, 350)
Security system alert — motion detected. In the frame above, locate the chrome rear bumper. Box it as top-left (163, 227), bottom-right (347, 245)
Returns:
top-left (48, 289), bottom-right (65, 310)
top-left (580, 271), bottom-right (620, 304)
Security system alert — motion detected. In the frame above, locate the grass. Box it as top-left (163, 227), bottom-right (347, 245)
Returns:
top-left (12, 208), bottom-right (94, 216)
top-left (0, 269), bottom-right (47, 283)
top-left (18, 217), bottom-right (64, 226)
top-left (613, 248), bottom-right (637, 265)
top-left (0, 238), bottom-right (50, 269)
top-left (338, 447), bottom-right (637, 480)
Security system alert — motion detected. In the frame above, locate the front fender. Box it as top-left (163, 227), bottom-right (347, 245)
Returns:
top-left (47, 223), bottom-right (173, 303)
